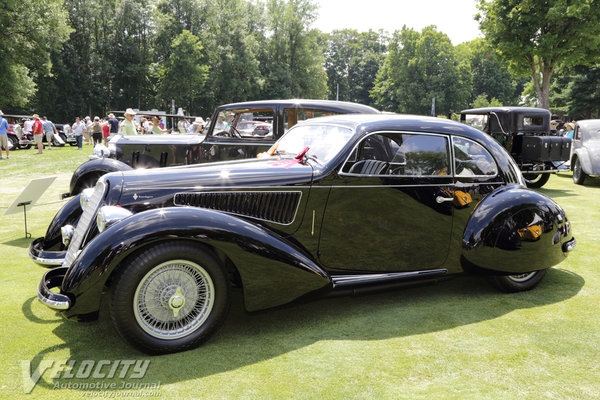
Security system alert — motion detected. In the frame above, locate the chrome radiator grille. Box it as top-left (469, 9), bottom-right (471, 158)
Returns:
top-left (174, 191), bottom-right (302, 225)
top-left (62, 181), bottom-right (106, 268)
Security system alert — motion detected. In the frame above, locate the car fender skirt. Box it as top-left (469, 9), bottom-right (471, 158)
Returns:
top-left (61, 207), bottom-right (330, 318)
top-left (69, 158), bottom-right (132, 195)
top-left (461, 185), bottom-right (574, 274)
top-left (573, 148), bottom-right (597, 175)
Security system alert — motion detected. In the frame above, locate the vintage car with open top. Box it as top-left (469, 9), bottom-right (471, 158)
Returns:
top-left (37, 114), bottom-right (576, 354)
top-left (460, 107), bottom-right (571, 188)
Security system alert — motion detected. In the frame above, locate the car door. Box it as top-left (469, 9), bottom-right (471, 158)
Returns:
top-left (318, 131), bottom-right (454, 273)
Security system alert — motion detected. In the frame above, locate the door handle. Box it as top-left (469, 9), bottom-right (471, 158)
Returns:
top-left (436, 196), bottom-right (454, 204)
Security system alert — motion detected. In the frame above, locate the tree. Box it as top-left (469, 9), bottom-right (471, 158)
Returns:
top-left (155, 31), bottom-right (209, 114)
top-left (0, 0), bottom-right (70, 110)
top-left (261, 0), bottom-right (327, 99)
top-left (455, 39), bottom-right (520, 106)
top-left (477, 0), bottom-right (600, 109)
top-left (324, 29), bottom-right (387, 106)
top-left (371, 26), bottom-right (471, 115)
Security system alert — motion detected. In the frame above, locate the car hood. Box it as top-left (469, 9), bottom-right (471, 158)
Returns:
top-left (107, 157), bottom-right (314, 209)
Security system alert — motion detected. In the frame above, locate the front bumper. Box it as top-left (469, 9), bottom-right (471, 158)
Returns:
top-left (29, 237), bottom-right (65, 267)
top-left (37, 267), bottom-right (71, 310)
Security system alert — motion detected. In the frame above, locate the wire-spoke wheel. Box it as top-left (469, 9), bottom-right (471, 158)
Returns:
top-left (490, 269), bottom-right (547, 292)
top-left (110, 242), bottom-right (229, 354)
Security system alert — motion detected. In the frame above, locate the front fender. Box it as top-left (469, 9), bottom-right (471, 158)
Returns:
top-left (61, 207), bottom-right (330, 318)
top-left (69, 158), bottom-right (133, 196)
top-left (29, 194), bottom-right (83, 265)
top-left (462, 185), bottom-right (573, 274)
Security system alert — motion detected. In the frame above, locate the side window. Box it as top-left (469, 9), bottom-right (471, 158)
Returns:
top-left (342, 133), bottom-right (450, 177)
top-left (214, 109), bottom-right (273, 139)
top-left (283, 108), bottom-right (339, 132)
top-left (453, 137), bottom-right (498, 177)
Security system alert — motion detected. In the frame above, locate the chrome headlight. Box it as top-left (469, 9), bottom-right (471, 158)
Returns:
top-left (80, 188), bottom-right (95, 210)
top-left (96, 206), bottom-right (133, 233)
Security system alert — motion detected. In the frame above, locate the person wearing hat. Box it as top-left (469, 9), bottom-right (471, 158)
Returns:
top-left (564, 122), bottom-right (575, 139)
top-left (550, 120), bottom-right (559, 136)
top-left (0, 110), bottom-right (9, 159)
top-left (150, 117), bottom-right (168, 134)
top-left (190, 117), bottom-right (205, 134)
top-left (32, 114), bottom-right (44, 154)
top-left (120, 108), bottom-right (138, 135)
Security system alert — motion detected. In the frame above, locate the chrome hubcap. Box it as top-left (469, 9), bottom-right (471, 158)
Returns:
top-left (133, 260), bottom-right (214, 340)
top-left (507, 271), bottom-right (537, 283)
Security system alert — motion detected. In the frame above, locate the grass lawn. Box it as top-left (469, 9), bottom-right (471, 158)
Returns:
top-left (0, 145), bottom-right (598, 399)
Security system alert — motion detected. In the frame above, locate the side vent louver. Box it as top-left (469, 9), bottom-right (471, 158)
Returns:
top-left (174, 191), bottom-right (302, 225)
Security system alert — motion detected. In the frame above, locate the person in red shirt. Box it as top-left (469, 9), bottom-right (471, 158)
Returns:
top-left (102, 118), bottom-right (110, 145)
top-left (32, 114), bottom-right (44, 154)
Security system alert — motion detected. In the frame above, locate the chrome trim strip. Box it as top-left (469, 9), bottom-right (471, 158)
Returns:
top-left (173, 190), bottom-right (303, 226)
top-left (30, 254), bottom-right (64, 266)
top-left (331, 269), bottom-right (447, 287)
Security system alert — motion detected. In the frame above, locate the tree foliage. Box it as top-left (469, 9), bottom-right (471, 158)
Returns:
top-left (371, 26), bottom-right (471, 115)
top-left (477, 0), bottom-right (600, 109)
top-left (0, 0), bottom-right (71, 109)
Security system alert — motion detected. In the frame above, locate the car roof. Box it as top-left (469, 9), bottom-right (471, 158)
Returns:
top-left (299, 113), bottom-right (488, 141)
top-left (461, 106), bottom-right (550, 116)
top-left (577, 119), bottom-right (600, 136)
top-left (217, 99), bottom-right (379, 114)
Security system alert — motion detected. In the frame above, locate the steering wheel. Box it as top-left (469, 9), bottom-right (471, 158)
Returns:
top-left (229, 125), bottom-right (242, 138)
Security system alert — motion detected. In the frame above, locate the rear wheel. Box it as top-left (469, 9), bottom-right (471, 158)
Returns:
top-left (110, 242), bottom-right (229, 354)
top-left (523, 173), bottom-right (550, 188)
top-left (572, 157), bottom-right (587, 185)
top-left (490, 270), bottom-right (547, 292)
top-left (7, 135), bottom-right (18, 150)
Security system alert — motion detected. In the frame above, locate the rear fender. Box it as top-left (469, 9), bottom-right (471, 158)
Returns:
top-left (69, 158), bottom-right (132, 195)
top-left (61, 207), bottom-right (330, 317)
top-left (462, 185), bottom-right (573, 274)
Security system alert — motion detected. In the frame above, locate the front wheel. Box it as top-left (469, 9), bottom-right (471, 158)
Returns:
top-left (110, 242), bottom-right (230, 354)
top-left (523, 173), bottom-right (551, 188)
top-left (572, 157), bottom-right (587, 185)
top-left (490, 270), bottom-right (547, 292)
top-left (7, 135), bottom-right (18, 150)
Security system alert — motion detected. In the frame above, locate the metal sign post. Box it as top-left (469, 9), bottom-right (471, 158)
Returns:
top-left (3, 177), bottom-right (57, 238)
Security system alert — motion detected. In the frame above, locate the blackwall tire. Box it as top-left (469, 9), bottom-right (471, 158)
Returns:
top-left (490, 270), bottom-right (547, 293)
top-left (110, 242), bottom-right (230, 354)
top-left (523, 173), bottom-right (551, 188)
top-left (572, 157), bottom-right (587, 185)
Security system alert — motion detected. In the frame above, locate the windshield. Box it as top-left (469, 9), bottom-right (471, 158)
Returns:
top-left (268, 124), bottom-right (354, 164)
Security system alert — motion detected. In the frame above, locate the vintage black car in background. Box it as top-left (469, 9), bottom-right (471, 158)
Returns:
top-left (460, 107), bottom-right (571, 188)
top-left (571, 119), bottom-right (600, 184)
top-left (66, 99), bottom-right (379, 196)
top-left (36, 114), bottom-right (575, 354)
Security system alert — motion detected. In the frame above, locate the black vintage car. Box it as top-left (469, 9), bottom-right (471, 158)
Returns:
top-left (460, 107), bottom-right (572, 188)
top-left (67, 100), bottom-right (379, 196)
top-left (36, 114), bottom-right (576, 354)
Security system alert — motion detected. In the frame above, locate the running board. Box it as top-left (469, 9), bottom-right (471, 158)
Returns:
top-left (331, 269), bottom-right (448, 288)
